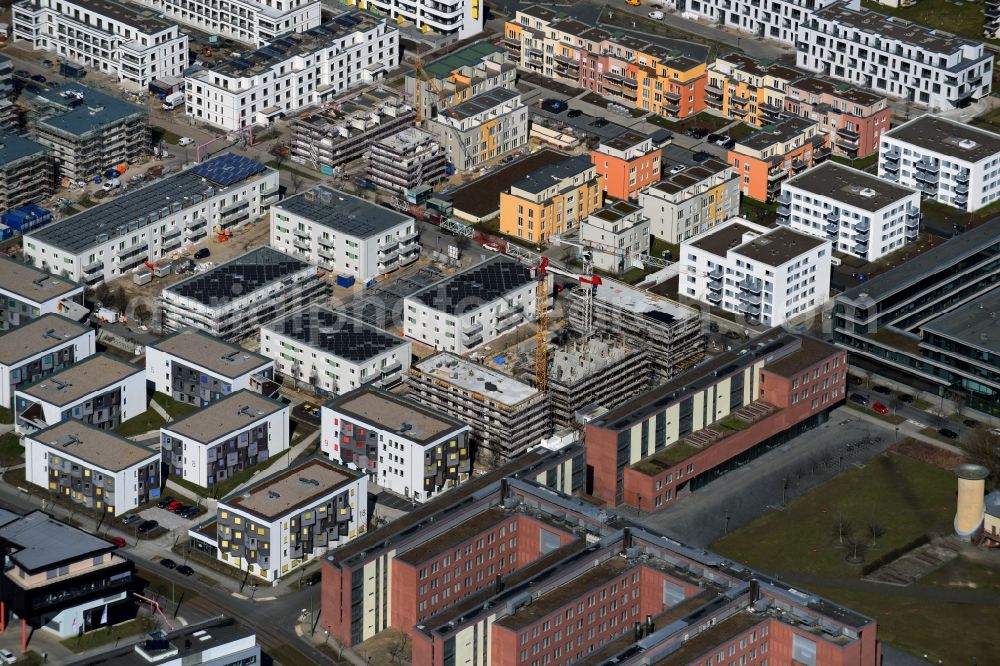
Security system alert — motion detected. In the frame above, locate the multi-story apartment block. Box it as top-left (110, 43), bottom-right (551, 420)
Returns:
top-left (0, 55), bottom-right (17, 130)
top-left (0, 510), bottom-right (139, 646)
top-left (505, 7), bottom-right (708, 118)
top-left (160, 390), bottom-right (289, 489)
top-left (289, 87), bottom-right (415, 172)
top-left (408, 352), bottom-right (550, 465)
top-left (12, 0), bottom-right (187, 90)
top-left (783, 76), bottom-right (891, 159)
top-left (639, 146), bottom-right (739, 243)
top-left (989, 0), bottom-right (1000, 39)
top-left (146, 329), bottom-right (275, 408)
top-left (14, 354), bottom-right (144, 434)
top-left (797, 3), bottom-right (993, 110)
top-left (271, 185), bottom-right (419, 280)
top-left (587, 329), bottom-right (846, 507)
top-left (344, 0), bottom-right (483, 39)
top-left (33, 85), bottom-right (148, 183)
top-left (323, 387), bottom-right (471, 502)
top-left (185, 13), bottom-right (399, 131)
top-left (261, 306), bottom-right (411, 394)
top-left (404, 42), bottom-right (515, 122)
top-left (498, 154), bottom-right (602, 243)
top-left (403, 255), bottom-right (537, 353)
top-left (878, 114), bottom-right (1000, 212)
top-left (727, 116), bottom-right (830, 201)
top-left (366, 127), bottom-right (448, 195)
top-left (132, 0), bottom-right (320, 46)
top-left (0, 314), bottom-right (95, 408)
top-left (0, 256), bottom-right (84, 331)
top-left (706, 54), bottom-right (802, 127)
top-left (190, 457), bottom-right (366, 582)
top-left (25, 421), bottom-right (160, 515)
top-left (160, 247), bottom-right (330, 341)
top-left (426, 87), bottom-right (528, 171)
top-left (0, 133), bottom-right (53, 215)
top-left (23, 154), bottom-right (279, 285)
top-left (590, 132), bottom-right (661, 201)
top-left (684, 0), bottom-right (851, 46)
top-left (779, 161), bottom-right (920, 261)
top-left (580, 200), bottom-right (650, 274)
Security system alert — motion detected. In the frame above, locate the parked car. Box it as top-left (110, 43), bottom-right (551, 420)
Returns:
top-left (42, 60), bottom-right (54, 67)
top-left (713, 134), bottom-right (730, 146)
top-left (953, 223), bottom-right (966, 234)
top-left (176, 565), bottom-right (195, 576)
top-left (592, 118), bottom-right (609, 128)
top-left (121, 514), bottom-right (141, 525)
top-left (110, 536), bottom-right (127, 548)
top-left (648, 10), bottom-right (665, 19)
top-left (137, 520), bottom-right (159, 534)
top-left (177, 136), bottom-right (195, 146)
top-left (849, 393), bottom-right (869, 406)
top-left (964, 419), bottom-right (981, 429)
top-left (30, 74), bottom-right (46, 83)
top-left (181, 506), bottom-right (200, 519)
top-left (706, 133), bottom-right (720, 143)
top-left (567, 109), bottom-right (582, 118)
top-left (898, 393), bottom-right (914, 404)
top-left (938, 428), bottom-right (959, 440)
top-left (990, 427), bottom-right (1000, 436)
top-left (872, 402), bottom-right (889, 415)
top-left (0, 648), bottom-right (16, 664)
top-left (871, 385), bottom-right (891, 395)
top-left (723, 138), bottom-right (737, 149)
top-left (172, 503), bottom-right (189, 514)
top-left (708, 322), bottom-right (719, 333)
top-left (160, 558), bottom-right (177, 569)
top-left (848, 376), bottom-right (863, 386)
top-left (14, 70), bottom-right (29, 78)
top-left (305, 571), bottom-right (322, 586)
top-left (166, 500), bottom-right (182, 511)
top-left (157, 496), bottom-right (175, 509)
top-left (669, 164), bottom-right (686, 175)
top-left (193, 248), bottom-right (211, 259)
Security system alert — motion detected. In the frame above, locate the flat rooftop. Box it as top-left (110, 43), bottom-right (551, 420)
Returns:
top-left (417, 41), bottom-right (505, 80)
top-left (19, 354), bottom-right (141, 406)
top-left (785, 161), bottom-right (916, 211)
top-left (687, 221), bottom-right (760, 259)
top-left (29, 420), bottom-right (156, 471)
top-left (149, 328), bottom-right (272, 378)
top-left (788, 76), bottom-right (884, 106)
top-left (162, 390), bottom-right (285, 444)
top-left (376, 126), bottom-right (438, 152)
top-left (886, 114), bottom-right (1000, 164)
top-left (0, 132), bottom-right (48, 167)
top-left (276, 185), bottom-right (408, 239)
top-left (763, 336), bottom-right (841, 377)
top-left (510, 154), bottom-right (594, 195)
top-left (652, 146), bottom-right (732, 195)
top-left (414, 352), bottom-right (540, 407)
top-left (736, 116), bottom-right (814, 152)
top-left (223, 457), bottom-right (361, 520)
top-left (66, 618), bottom-right (256, 666)
top-left (813, 3), bottom-right (982, 55)
top-left (589, 200), bottom-right (641, 225)
top-left (0, 255), bottom-right (80, 303)
top-left (64, 0), bottom-right (173, 33)
top-left (601, 130), bottom-right (649, 152)
top-left (446, 87), bottom-right (519, 121)
top-left (326, 387), bottom-right (465, 445)
top-left (165, 247), bottom-right (312, 308)
top-left (0, 314), bottom-right (91, 366)
top-left (652, 612), bottom-right (764, 665)
top-left (267, 305), bottom-right (407, 362)
top-left (36, 85), bottom-right (144, 138)
top-left (591, 278), bottom-right (697, 325)
top-left (921, 289), bottom-right (1000, 356)
top-left (0, 510), bottom-right (113, 573)
top-left (396, 507), bottom-right (509, 565)
top-left (448, 149), bottom-right (569, 219)
top-left (409, 255), bottom-right (534, 315)
top-left (733, 226), bottom-right (828, 268)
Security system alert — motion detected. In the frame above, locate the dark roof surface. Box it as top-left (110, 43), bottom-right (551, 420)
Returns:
top-left (449, 149), bottom-right (569, 218)
top-left (409, 255), bottom-right (534, 315)
top-left (0, 510), bottom-right (114, 572)
top-left (268, 305), bottom-right (407, 361)
top-left (886, 115), bottom-right (1000, 163)
top-left (785, 161), bottom-right (916, 212)
top-left (165, 247), bottom-right (312, 308)
top-left (276, 186), bottom-right (409, 238)
top-left (510, 155), bottom-right (594, 195)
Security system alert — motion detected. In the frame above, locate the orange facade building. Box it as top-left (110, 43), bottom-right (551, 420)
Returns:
top-left (590, 132), bottom-right (661, 201)
top-left (727, 116), bottom-right (831, 201)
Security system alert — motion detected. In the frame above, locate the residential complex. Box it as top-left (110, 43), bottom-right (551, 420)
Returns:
top-left (12, 0), bottom-right (188, 90)
top-left (160, 390), bottom-right (289, 489)
top-left (579, 200), bottom-right (650, 274)
top-left (706, 54), bottom-right (802, 127)
top-left (425, 87), bottom-right (528, 171)
top-left (404, 42), bottom-right (515, 122)
top-left (0, 255), bottom-right (84, 331)
top-left (14, 354), bottom-right (144, 434)
top-left (0, 314), bottom-right (95, 408)
top-left (366, 127), bottom-right (448, 195)
top-left (25, 421), bottom-right (160, 515)
top-left (323, 387), bottom-right (471, 501)
top-left (796, 3), bottom-right (994, 110)
top-left (189, 457), bottom-right (366, 582)
top-left (683, 0), bottom-right (849, 46)
top-left (184, 13), bottom-right (399, 131)
top-left (498, 154), bottom-right (602, 243)
top-left (146, 328), bottom-right (275, 407)
top-left (590, 132), bottom-right (661, 201)
top-left (261, 305), bottom-right (411, 394)
top-left (878, 114), bottom-right (1000, 212)
top-left (783, 76), bottom-right (891, 159)
top-left (345, 0), bottom-right (483, 39)
top-left (271, 185), bottom-right (419, 280)
top-left (639, 146), bottom-right (739, 243)
top-left (680, 219), bottom-right (832, 326)
top-left (23, 154), bottom-right (279, 284)
top-left (727, 116), bottom-right (829, 201)
top-left (0, 133), bottom-right (53, 215)
top-left (779, 161), bottom-right (920, 261)
top-left (131, 0), bottom-right (321, 46)
top-left (159, 247), bottom-right (330, 341)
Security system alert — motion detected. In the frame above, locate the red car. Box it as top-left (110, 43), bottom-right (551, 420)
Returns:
top-left (872, 402), bottom-right (889, 415)
top-left (109, 536), bottom-right (127, 548)
top-left (166, 500), bottom-right (182, 511)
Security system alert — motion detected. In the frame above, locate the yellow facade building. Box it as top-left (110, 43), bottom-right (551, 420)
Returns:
top-left (499, 155), bottom-right (602, 244)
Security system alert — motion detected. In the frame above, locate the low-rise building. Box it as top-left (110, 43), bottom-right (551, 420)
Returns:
top-left (878, 114), bottom-right (1000, 212)
top-left (0, 255), bottom-right (84, 331)
top-left (184, 13), bottom-right (398, 131)
top-left (403, 255), bottom-right (537, 353)
top-left (579, 200), bottom-right (650, 274)
top-left (271, 185), bottom-right (419, 280)
top-left (15, 354), bottom-right (144, 434)
top-left (323, 387), bottom-right (471, 501)
top-left (0, 133), bottom-right (53, 215)
top-left (23, 154), bottom-right (279, 285)
top-left (404, 42), bottom-right (515, 123)
top-left (366, 127), bottom-right (448, 195)
top-left (639, 146), bottom-right (739, 243)
top-left (779, 161), bottom-right (921, 261)
top-left (74, 618), bottom-right (261, 666)
top-left (146, 329), bottom-right (275, 408)
top-left (590, 132), bottom-right (661, 201)
top-left (160, 390), bottom-right (289, 489)
top-left (683, 0), bottom-right (849, 46)
top-left (0, 314), bottom-right (95, 408)
top-left (705, 54), bottom-right (803, 127)
top-left (25, 421), bottom-right (160, 515)
top-left (131, 0), bottom-right (321, 46)
top-left (348, 0), bottom-right (483, 40)
top-left (261, 305), bottom-right (410, 394)
top-left (680, 219), bottom-right (832, 326)
top-left (160, 247), bottom-right (330, 341)
top-left (783, 76), bottom-right (891, 160)
top-left (727, 116), bottom-right (830, 201)
top-left (426, 87), bottom-right (527, 172)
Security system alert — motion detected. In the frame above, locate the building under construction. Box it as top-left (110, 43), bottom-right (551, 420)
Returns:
top-left (567, 278), bottom-right (704, 381)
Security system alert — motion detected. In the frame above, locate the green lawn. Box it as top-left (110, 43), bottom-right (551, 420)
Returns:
top-left (861, 0), bottom-right (997, 44)
top-left (61, 618), bottom-right (151, 652)
top-left (739, 198), bottom-right (778, 225)
top-left (0, 405), bottom-right (12, 424)
top-left (633, 441), bottom-right (702, 473)
top-left (264, 160), bottom-right (318, 184)
top-left (171, 450), bottom-right (289, 499)
top-left (973, 107), bottom-right (1000, 133)
top-left (727, 123), bottom-right (756, 140)
top-left (114, 409), bottom-right (166, 437)
top-left (650, 237), bottom-right (678, 262)
top-left (649, 111), bottom-right (731, 133)
top-left (152, 392), bottom-right (199, 419)
top-left (829, 153), bottom-right (879, 171)
top-left (0, 432), bottom-right (24, 465)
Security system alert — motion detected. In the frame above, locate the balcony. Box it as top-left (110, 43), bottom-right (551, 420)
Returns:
top-left (854, 220), bottom-right (870, 233)
top-left (293, 228), bottom-right (310, 239)
top-left (882, 147), bottom-right (901, 160)
top-left (882, 160), bottom-right (899, 173)
top-left (318, 247), bottom-right (336, 261)
top-left (739, 290), bottom-right (762, 305)
top-left (739, 278), bottom-right (763, 293)
top-left (378, 238), bottom-right (399, 252)
top-left (955, 171), bottom-right (970, 184)
top-left (399, 230), bottom-right (419, 244)
top-left (853, 243), bottom-right (868, 256)
top-left (854, 229), bottom-right (869, 242)
top-left (825, 222), bottom-right (840, 235)
top-left (775, 192), bottom-right (792, 205)
top-left (955, 182), bottom-right (970, 195)
top-left (705, 84), bottom-right (723, 96)
top-left (825, 209), bottom-right (841, 223)
top-left (768, 167), bottom-right (787, 181)
top-left (737, 301), bottom-right (761, 315)
top-left (292, 238), bottom-right (310, 251)
top-left (790, 159), bottom-right (808, 173)
top-left (777, 205), bottom-right (790, 217)
top-left (378, 258), bottom-right (399, 273)
top-left (707, 291), bottom-right (723, 304)
top-left (915, 159), bottom-right (940, 174)
top-left (82, 260), bottom-right (103, 274)
top-left (915, 170), bottom-right (939, 185)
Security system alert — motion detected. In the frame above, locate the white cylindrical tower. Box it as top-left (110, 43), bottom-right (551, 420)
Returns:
top-left (954, 464), bottom-right (989, 540)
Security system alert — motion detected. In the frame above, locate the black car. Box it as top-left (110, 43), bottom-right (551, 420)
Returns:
top-left (592, 118), bottom-right (609, 128)
top-left (137, 520), bottom-right (159, 534)
top-left (723, 138), bottom-right (737, 149)
top-left (723, 330), bottom-right (741, 340)
top-left (708, 322), bottom-right (719, 333)
top-left (305, 572), bottom-right (322, 586)
top-left (193, 248), bottom-right (211, 259)
top-left (849, 393), bottom-right (869, 406)
top-left (690, 128), bottom-right (710, 139)
top-left (172, 503), bottom-right (189, 514)
top-left (707, 133), bottom-right (720, 143)
top-left (540, 98), bottom-right (567, 114)
top-left (568, 109), bottom-right (582, 118)
top-left (176, 565), bottom-right (195, 576)
top-left (898, 394), bottom-right (914, 404)
top-left (964, 419), bottom-right (981, 429)
top-left (938, 428), bottom-right (959, 440)
top-left (160, 558), bottom-right (177, 569)
top-left (849, 376), bottom-right (863, 386)
top-left (30, 74), bottom-right (46, 83)
top-left (157, 496), bottom-right (175, 509)
top-left (953, 223), bottom-right (966, 234)
top-left (25, 85), bottom-right (42, 94)
top-left (14, 70), bottom-right (29, 78)
top-left (181, 506), bottom-right (200, 519)
top-left (872, 385), bottom-right (891, 395)
top-left (692, 151), bottom-right (714, 163)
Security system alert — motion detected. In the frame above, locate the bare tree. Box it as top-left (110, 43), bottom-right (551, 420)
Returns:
top-left (94, 282), bottom-right (112, 307)
top-left (868, 521), bottom-right (886, 549)
top-left (844, 532), bottom-right (866, 564)
top-left (388, 632), bottom-right (411, 665)
top-left (289, 171), bottom-right (306, 194)
top-left (833, 514), bottom-right (853, 547)
top-left (111, 286), bottom-right (128, 314)
top-left (133, 303), bottom-right (152, 327)
top-left (965, 429), bottom-right (1000, 490)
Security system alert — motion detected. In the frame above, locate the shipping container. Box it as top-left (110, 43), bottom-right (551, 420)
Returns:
top-left (336, 274), bottom-right (356, 288)
top-left (2, 204), bottom-right (52, 233)
top-left (133, 269), bottom-right (152, 285)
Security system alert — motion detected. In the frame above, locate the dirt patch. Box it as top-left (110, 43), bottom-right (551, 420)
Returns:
top-left (891, 437), bottom-right (965, 470)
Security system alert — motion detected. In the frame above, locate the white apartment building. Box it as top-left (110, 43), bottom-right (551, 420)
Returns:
top-left (146, 329), bottom-right (276, 408)
top-left (878, 114), bottom-right (1000, 212)
top-left (778, 161), bottom-right (921, 261)
top-left (12, 0), bottom-right (188, 90)
top-left (271, 185), bottom-right (418, 281)
top-left (580, 200), bottom-right (650, 275)
top-left (160, 390), bottom-right (289, 489)
top-left (683, 0), bottom-right (851, 46)
top-left (425, 87), bottom-right (528, 171)
top-left (0, 314), bottom-right (95, 408)
top-left (796, 3), bottom-right (993, 110)
top-left (0, 255), bottom-right (84, 331)
top-left (185, 13), bottom-right (398, 131)
top-left (25, 421), bottom-right (160, 515)
top-left (260, 306), bottom-right (411, 395)
top-left (322, 387), bottom-right (471, 502)
top-left (133, 0), bottom-right (321, 46)
top-left (639, 147), bottom-right (740, 243)
top-left (403, 255), bottom-right (538, 353)
top-left (680, 218), bottom-right (832, 326)
top-left (347, 0), bottom-right (483, 39)
top-left (22, 154), bottom-right (279, 285)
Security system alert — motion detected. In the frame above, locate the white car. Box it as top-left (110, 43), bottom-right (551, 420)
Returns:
top-left (177, 137), bottom-right (195, 146)
top-left (0, 648), bottom-right (16, 664)
top-left (648, 10), bottom-right (665, 19)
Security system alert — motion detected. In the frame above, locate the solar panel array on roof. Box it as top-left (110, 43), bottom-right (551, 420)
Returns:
top-left (166, 247), bottom-right (312, 308)
top-left (191, 154), bottom-right (267, 187)
top-left (270, 305), bottom-right (407, 361)
top-left (411, 255), bottom-right (534, 315)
